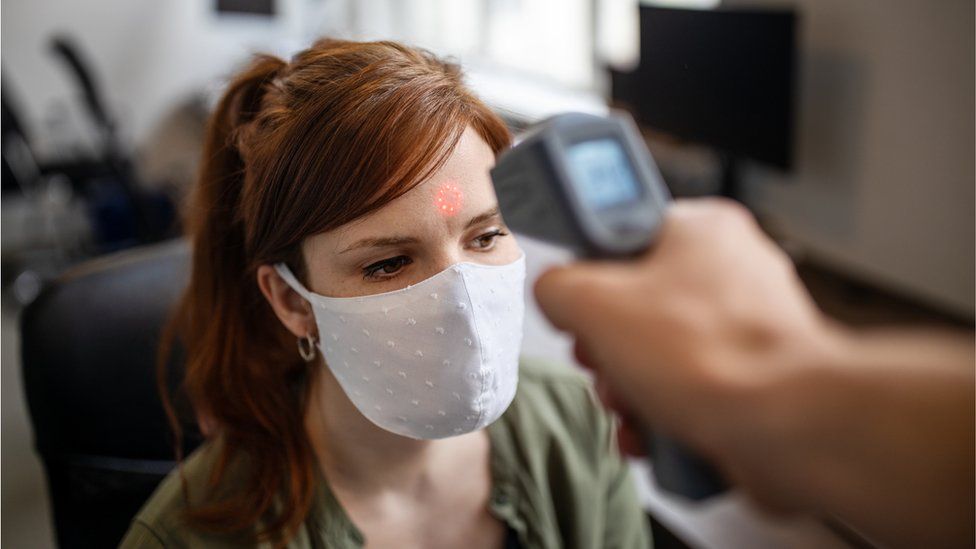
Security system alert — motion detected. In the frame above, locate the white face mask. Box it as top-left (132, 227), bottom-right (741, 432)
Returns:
top-left (275, 254), bottom-right (526, 439)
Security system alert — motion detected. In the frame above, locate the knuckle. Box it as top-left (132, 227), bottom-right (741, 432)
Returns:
top-left (686, 198), bottom-right (758, 236)
top-left (714, 200), bottom-right (756, 227)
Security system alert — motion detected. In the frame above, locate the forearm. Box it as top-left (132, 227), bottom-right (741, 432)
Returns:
top-left (717, 327), bottom-right (975, 548)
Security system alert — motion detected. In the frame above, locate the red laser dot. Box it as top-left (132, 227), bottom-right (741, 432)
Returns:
top-left (434, 182), bottom-right (464, 217)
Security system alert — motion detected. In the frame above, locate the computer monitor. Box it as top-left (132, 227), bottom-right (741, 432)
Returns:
top-left (614, 6), bottom-right (797, 180)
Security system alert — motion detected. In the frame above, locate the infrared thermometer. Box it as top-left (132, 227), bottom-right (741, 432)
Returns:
top-left (491, 111), bottom-right (726, 500)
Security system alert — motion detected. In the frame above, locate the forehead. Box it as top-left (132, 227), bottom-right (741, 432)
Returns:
top-left (307, 126), bottom-right (499, 255)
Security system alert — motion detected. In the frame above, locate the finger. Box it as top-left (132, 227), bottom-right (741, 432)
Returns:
top-left (593, 372), bottom-right (620, 411)
top-left (594, 374), bottom-right (629, 416)
top-left (573, 340), bottom-right (594, 372)
top-left (617, 413), bottom-right (649, 457)
top-left (592, 371), bottom-right (651, 457)
top-left (533, 262), bottom-right (614, 332)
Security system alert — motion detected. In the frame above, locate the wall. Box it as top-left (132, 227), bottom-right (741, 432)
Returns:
top-left (726, 0), bottom-right (974, 317)
top-left (1, 0), bottom-right (348, 156)
top-left (6, 0), bottom-right (973, 317)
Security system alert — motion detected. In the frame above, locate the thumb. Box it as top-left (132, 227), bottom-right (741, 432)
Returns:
top-left (533, 262), bottom-right (621, 333)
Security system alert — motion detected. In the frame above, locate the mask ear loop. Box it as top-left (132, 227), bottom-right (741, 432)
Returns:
top-left (275, 263), bottom-right (318, 362)
top-left (274, 263), bottom-right (312, 299)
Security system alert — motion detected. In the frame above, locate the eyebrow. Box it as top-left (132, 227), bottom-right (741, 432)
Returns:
top-left (338, 206), bottom-right (502, 255)
top-left (339, 235), bottom-right (419, 255)
top-left (464, 206), bottom-right (501, 230)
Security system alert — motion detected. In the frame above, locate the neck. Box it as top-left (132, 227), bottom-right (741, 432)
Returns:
top-left (304, 364), bottom-right (481, 495)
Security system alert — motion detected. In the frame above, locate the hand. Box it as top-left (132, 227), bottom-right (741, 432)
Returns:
top-left (536, 198), bottom-right (830, 439)
top-left (535, 198), bottom-right (843, 511)
top-left (534, 198), bottom-right (975, 546)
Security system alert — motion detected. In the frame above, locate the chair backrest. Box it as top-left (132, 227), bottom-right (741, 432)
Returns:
top-left (21, 239), bottom-right (201, 548)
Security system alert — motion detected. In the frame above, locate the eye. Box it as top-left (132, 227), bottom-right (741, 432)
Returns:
top-left (363, 256), bottom-right (412, 280)
top-left (471, 229), bottom-right (508, 251)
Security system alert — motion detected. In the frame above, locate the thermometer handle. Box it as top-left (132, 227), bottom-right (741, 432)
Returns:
top-left (649, 432), bottom-right (727, 500)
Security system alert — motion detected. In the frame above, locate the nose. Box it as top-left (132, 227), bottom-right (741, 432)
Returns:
top-left (424, 249), bottom-right (465, 280)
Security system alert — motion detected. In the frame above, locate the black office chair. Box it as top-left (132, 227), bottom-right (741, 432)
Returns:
top-left (20, 239), bottom-right (202, 548)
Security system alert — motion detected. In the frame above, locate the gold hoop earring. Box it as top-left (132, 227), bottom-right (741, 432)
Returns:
top-left (297, 333), bottom-right (317, 362)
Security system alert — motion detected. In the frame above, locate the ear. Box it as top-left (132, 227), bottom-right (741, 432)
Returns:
top-left (256, 264), bottom-right (316, 339)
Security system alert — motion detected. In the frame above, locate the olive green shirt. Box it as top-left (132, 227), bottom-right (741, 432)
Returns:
top-left (120, 358), bottom-right (651, 548)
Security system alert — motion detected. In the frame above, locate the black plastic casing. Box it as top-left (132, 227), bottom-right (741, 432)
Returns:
top-left (491, 112), bottom-right (670, 258)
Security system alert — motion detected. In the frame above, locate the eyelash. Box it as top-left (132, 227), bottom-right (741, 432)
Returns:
top-left (473, 229), bottom-right (508, 250)
top-left (361, 229), bottom-right (510, 280)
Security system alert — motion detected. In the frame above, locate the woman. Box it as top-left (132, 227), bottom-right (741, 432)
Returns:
top-left (121, 38), bottom-right (650, 548)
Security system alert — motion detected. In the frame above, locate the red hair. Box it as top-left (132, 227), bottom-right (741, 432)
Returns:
top-left (160, 38), bottom-right (511, 544)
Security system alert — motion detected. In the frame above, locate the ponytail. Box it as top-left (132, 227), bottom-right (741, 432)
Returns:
top-left (160, 54), bottom-right (318, 544)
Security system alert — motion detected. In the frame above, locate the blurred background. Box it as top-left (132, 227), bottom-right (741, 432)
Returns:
top-left (2, 0), bottom-right (972, 547)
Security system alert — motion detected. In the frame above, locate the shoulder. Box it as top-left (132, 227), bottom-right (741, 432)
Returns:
top-left (513, 356), bottom-right (599, 423)
top-left (126, 443), bottom-right (211, 540)
top-left (120, 442), bottom-right (249, 548)
top-left (517, 355), bottom-right (590, 387)
top-left (495, 357), bottom-right (609, 459)
top-left (515, 356), bottom-right (602, 422)
top-left (494, 358), bottom-right (651, 548)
